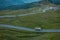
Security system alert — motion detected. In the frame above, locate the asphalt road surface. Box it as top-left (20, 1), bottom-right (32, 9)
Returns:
top-left (0, 13), bottom-right (39, 18)
top-left (0, 24), bottom-right (60, 32)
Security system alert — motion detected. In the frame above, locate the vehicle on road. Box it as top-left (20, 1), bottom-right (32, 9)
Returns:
top-left (35, 27), bottom-right (41, 31)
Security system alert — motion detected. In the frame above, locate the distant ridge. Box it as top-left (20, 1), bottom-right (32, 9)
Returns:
top-left (48, 0), bottom-right (60, 5)
top-left (0, 0), bottom-right (42, 10)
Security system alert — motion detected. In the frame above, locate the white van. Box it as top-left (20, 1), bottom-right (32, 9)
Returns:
top-left (35, 27), bottom-right (41, 31)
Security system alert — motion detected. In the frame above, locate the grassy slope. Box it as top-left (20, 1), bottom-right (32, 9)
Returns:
top-left (0, 8), bottom-right (60, 40)
top-left (0, 7), bottom-right (41, 16)
top-left (0, 10), bottom-right (60, 29)
top-left (0, 27), bottom-right (42, 40)
top-left (0, 9), bottom-right (29, 15)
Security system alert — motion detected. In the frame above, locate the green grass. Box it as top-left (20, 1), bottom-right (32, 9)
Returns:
top-left (0, 27), bottom-right (44, 40)
top-left (0, 10), bottom-right (60, 29)
top-left (0, 28), bottom-right (60, 40)
top-left (0, 9), bottom-right (60, 40)
top-left (0, 7), bottom-right (41, 16)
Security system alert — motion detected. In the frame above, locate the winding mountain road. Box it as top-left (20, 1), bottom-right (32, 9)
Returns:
top-left (0, 13), bottom-right (39, 18)
top-left (0, 24), bottom-right (60, 32)
top-left (0, 7), bottom-right (60, 32)
top-left (0, 6), bottom-right (58, 18)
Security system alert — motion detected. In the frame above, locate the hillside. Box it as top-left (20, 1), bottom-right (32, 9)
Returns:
top-left (48, 0), bottom-right (60, 5)
top-left (0, 0), bottom-right (42, 10)
top-left (0, 7), bottom-right (60, 40)
top-left (0, 0), bottom-right (60, 40)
